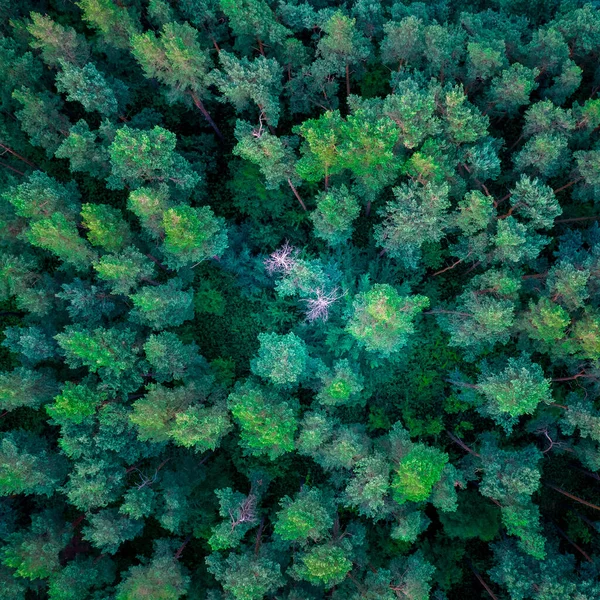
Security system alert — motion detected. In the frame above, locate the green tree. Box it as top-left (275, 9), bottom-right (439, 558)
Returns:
top-left (206, 549), bottom-right (284, 600)
top-left (2, 510), bottom-right (68, 581)
top-left (0, 367), bottom-right (57, 412)
top-left (82, 508), bottom-right (143, 554)
top-left (274, 487), bottom-right (334, 546)
top-left (311, 185), bottom-right (360, 246)
top-left (290, 542), bottom-right (353, 588)
top-left (81, 203), bottom-right (131, 252)
top-left (26, 212), bottom-right (97, 269)
top-left (76, 0), bottom-right (139, 49)
top-left (26, 12), bottom-right (90, 67)
top-left (315, 359), bottom-right (364, 407)
top-left (115, 542), bottom-right (190, 600)
top-left (94, 247), bottom-right (156, 295)
top-left (3, 171), bottom-right (80, 221)
top-left (219, 0), bottom-right (291, 56)
top-left (316, 11), bottom-right (371, 96)
top-left (251, 331), bottom-right (308, 386)
top-left (391, 444), bottom-right (448, 504)
top-left (46, 381), bottom-right (106, 425)
top-left (227, 380), bottom-right (297, 459)
top-left (128, 279), bottom-right (194, 329)
top-left (107, 126), bottom-right (200, 191)
top-left (211, 52), bottom-right (283, 127)
top-left (55, 61), bottom-right (120, 116)
top-left (161, 205), bottom-right (227, 269)
top-left (0, 431), bottom-right (68, 497)
top-left (375, 181), bottom-right (450, 268)
top-left (131, 22), bottom-right (222, 138)
top-left (346, 284), bottom-right (429, 356)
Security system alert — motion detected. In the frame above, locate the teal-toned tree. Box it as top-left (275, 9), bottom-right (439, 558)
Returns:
top-left (346, 284), bottom-right (429, 356)
top-left (227, 380), bottom-right (298, 459)
top-left (161, 205), bottom-right (227, 269)
top-left (131, 22), bottom-right (222, 138)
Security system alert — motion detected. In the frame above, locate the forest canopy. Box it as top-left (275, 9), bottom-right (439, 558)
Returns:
top-left (1, 0), bottom-right (600, 598)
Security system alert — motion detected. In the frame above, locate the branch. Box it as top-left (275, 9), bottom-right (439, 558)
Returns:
top-left (546, 484), bottom-right (600, 512)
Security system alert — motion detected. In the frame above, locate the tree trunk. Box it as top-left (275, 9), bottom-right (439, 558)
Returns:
top-left (190, 93), bottom-right (224, 141)
top-left (287, 178), bottom-right (307, 211)
top-left (346, 63), bottom-right (351, 96)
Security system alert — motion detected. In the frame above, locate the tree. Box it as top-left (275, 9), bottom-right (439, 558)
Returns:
top-left (161, 205), bottom-right (228, 268)
top-left (55, 325), bottom-right (141, 391)
top-left (0, 367), bottom-right (57, 412)
top-left (93, 247), bottom-right (156, 295)
top-left (375, 181), bottom-right (450, 268)
top-left (115, 541), bottom-right (190, 600)
top-left (0, 431), bottom-right (68, 497)
top-left (3, 171), bottom-right (80, 221)
top-left (343, 454), bottom-right (390, 521)
top-left (381, 16), bottom-right (425, 70)
top-left (391, 443), bottom-right (448, 504)
top-left (315, 359), bottom-right (364, 407)
top-left (274, 487), bottom-right (334, 546)
top-left (316, 11), bottom-right (371, 96)
top-left (311, 185), bottom-right (360, 246)
top-left (233, 121), bottom-right (305, 210)
top-left (26, 13), bottom-right (90, 67)
top-left (250, 332), bottom-right (308, 386)
top-left (12, 88), bottom-right (70, 156)
top-left (143, 332), bottom-right (205, 382)
top-left (128, 279), bottom-right (195, 329)
top-left (46, 381), bottom-right (106, 425)
top-left (107, 126), bottom-right (200, 191)
top-left (2, 326), bottom-right (57, 365)
top-left (81, 203), bottom-right (131, 252)
top-left (47, 556), bottom-right (115, 600)
top-left (294, 110), bottom-right (345, 187)
top-left (76, 0), bottom-right (140, 50)
top-left (227, 380), bottom-right (297, 459)
top-left (1, 510), bottom-right (68, 581)
top-left (211, 52), bottom-right (283, 127)
top-left (290, 542), bottom-right (353, 588)
top-left (131, 22), bottom-right (222, 139)
top-left (55, 61), bottom-right (120, 117)
top-left (26, 212), bottom-right (97, 269)
top-left (219, 0), bottom-right (291, 56)
top-left (487, 63), bottom-right (539, 115)
top-left (346, 284), bottom-right (429, 356)
top-left (82, 508), bottom-right (143, 554)
top-left (54, 120), bottom-right (112, 179)
top-left (206, 549), bottom-right (284, 600)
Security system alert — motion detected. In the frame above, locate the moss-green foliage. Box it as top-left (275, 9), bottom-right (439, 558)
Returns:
top-left (3, 1), bottom-right (600, 597)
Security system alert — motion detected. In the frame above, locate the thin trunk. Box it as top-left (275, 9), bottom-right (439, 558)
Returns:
top-left (345, 63), bottom-right (351, 96)
top-left (433, 257), bottom-right (464, 276)
top-left (0, 160), bottom-right (24, 176)
top-left (190, 93), bottom-right (224, 141)
top-left (365, 200), bottom-right (371, 216)
top-left (145, 254), bottom-right (169, 272)
top-left (469, 561), bottom-right (499, 600)
top-left (174, 534), bottom-right (192, 560)
top-left (553, 523), bottom-right (593, 563)
top-left (423, 309), bottom-right (473, 318)
top-left (0, 142), bottom-right (38, 168)
top-left (554, 178), bottom-right (582, 194)
top-left (555, 215), bottom-right (600, 224)
top-left (546, 484), bottom-right (600, 512)
top-left (257, 38), bottom-right (265, 57)
top-left (287, 178), bottom-right (306, 211)
top-left (447, 431), bottom-right (481, 457)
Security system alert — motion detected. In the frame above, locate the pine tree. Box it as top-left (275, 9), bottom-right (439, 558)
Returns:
top-left (346, 284), bottom-right (429, 356)
top-left (227, 380), bottom-right (298, 459)
top-left (211, 52), bottom-right (283, 127)
top-left (161, 205), bottom-right (228, 269)
top-left (250, 332), bottom-right (308, 386)
top-left (311, 185), bottom-right (360, 246)
top-left (107, 126), bottom-right (200, 191)
top-left (76, 0), bottom-right (140, 50)
top-left (131, 22), bottom-right (222, 138)
top-left (26, 13), bottom-right (90, 67)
